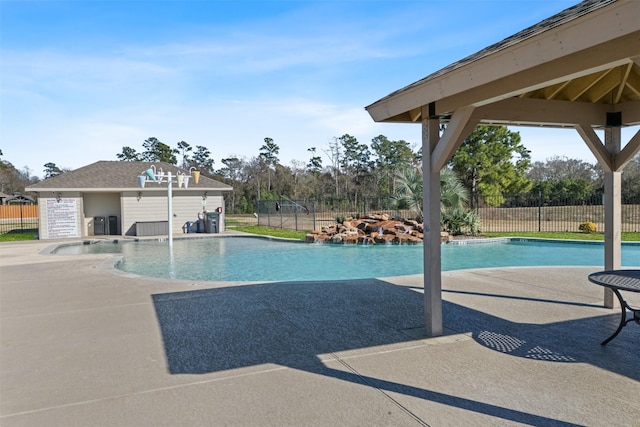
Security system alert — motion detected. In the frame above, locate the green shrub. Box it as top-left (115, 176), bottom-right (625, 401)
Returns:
top-left (578, 222), bottom-right (597, 233)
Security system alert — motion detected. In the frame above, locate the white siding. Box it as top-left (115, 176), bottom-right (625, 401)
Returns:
top-left (121, 190), bottom-right (226, 236)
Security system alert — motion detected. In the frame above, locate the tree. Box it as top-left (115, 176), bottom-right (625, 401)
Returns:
top-left (216, 157), bottom-right (244, 212)
top-left (306, 147), bottom-right (323, 198)
top-left (219, 157), bottom-right (244, 182)
top-left (259, 137), bottom-right (279, 192)
top-left (439, 168), bottom-right (480, 235)
top-left (191, 145), bottom-right (214, 174)
top-left (527, 156), bottom-right (599, 202)
top-left (439, 168), bottom-right (469, 213)
top-left (245, 156), bottom-right (264, 200)
top-left (394, 166), bottom-right (423, 217)
top-left (371, 135), bottom-right (415, 197)
top-left (528, 155), bottom-right (596, 182)
top-left (177, 141), bottom-right (193, 169)
top-left (306, 147), bottom-right (322, 174)
top-left (450, 125), bottom-right (532, 206)
top-left (0, 160), bottom-right (39, 194)
top-left (116, 146), bottom-right (141, 161)
top-left (141, 137), bottom-right (178, 164)
top-left (622, 152), bottom-right (640, 202)
top-left (337, 134), bottom-right (372, 200)
top-left (322, 139), bottom-right (342, 196)
top-left (43, 162), bottom-right (63, 179)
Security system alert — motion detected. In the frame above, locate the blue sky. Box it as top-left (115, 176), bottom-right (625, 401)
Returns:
top-left (1, 0), bottom-right (619, 179)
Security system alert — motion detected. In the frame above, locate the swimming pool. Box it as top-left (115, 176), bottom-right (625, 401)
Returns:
top-left (53, 236), bottom-right (640, 282)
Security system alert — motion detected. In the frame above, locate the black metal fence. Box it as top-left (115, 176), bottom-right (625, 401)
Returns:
top-left (256, 197), bottom-right (411, 232)
top-left (479, 194), bottom-right (640, 233)
top-left (255, 194), bottom-right (640, 233)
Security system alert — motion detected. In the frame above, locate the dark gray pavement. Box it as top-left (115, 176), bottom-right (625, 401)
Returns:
top-left (1, 238), bottom-right (639, 426)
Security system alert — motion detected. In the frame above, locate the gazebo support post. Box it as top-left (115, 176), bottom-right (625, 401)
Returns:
top-left (603, 125), bottom-right (622, 308)
top-left (422, 112), bottom-right (443, 337)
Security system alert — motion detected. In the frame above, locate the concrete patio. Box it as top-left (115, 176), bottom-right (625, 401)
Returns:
top-left (1, 238), bottom-right (638, 426)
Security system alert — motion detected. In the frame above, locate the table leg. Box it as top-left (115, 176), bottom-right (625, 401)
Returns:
top-left (601, 288), bottom-right (640, 345)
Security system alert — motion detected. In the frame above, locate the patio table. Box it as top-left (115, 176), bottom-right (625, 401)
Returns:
top-left (588, 269), bottom-right (640, 345)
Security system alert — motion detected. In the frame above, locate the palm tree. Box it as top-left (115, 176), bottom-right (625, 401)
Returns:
top-left (439, 167), bottom-right (469, 213)
top-left (394, 166), bottom-right (480, 234)
top-left (394, 166), bottom-right (423, 218)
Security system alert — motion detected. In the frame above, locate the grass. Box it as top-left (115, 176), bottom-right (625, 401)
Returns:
top-left (0, 231), bottom-right (39, 242)
top-left (482, 231), bottom-right (640, 242)
top-left (231, 227), bottom-right (640, 242)
top-left (3, 226), bottom-right (638, 243)
top-left (229, 226), bottom-right (640, 242)
top-left (230, 225), bottom-right (308, 240)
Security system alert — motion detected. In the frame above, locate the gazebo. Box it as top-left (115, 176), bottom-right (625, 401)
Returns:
top-left (366, 0), bottom-right (640, 336)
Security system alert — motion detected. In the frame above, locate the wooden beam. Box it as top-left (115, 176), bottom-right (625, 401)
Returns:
top-left (587, 68), bottom-right (623, 103)
top-left (614, 63), bottom-right (633, 103)
top-left (542, 80), bottom-right (571, 99)
top-left (409, 107), bottom-right (421, 122)
top-left (613, 100), bottom-right (640, 125)
top-left (575, 124), bottom-right (613, 172)
top-left (564, 70), bottom-right (609, 101)
top-left (431, 106), bottom-right (477, 171)
top-left (615, 129), bottom-right (640, 171)
top-left (624, 66), bottom-right (640, 98)
top-left (473, 98), bottom-right (607, 127)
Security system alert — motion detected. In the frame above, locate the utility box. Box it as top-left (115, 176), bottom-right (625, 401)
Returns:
top-left (205, 212), bottom-right (219, 233)
top-left (136, 221), bottom-right (169, 236)
top-left (108, 216), bottom-right (118, 235)
top-left (94, 216), bottom-right (105, 235)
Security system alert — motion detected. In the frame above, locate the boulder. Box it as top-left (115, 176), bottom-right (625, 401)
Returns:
top-left (308, 214), bottom-right (430, 245)
top-left (342, 234), bottom-right (359, 244)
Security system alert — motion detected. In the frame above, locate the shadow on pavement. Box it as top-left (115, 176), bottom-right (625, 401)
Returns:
top-left (152, 278), bottom-right (638, 425)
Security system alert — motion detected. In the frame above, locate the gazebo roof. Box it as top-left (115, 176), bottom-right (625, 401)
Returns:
top-left (366, 0), bottom-right (640, 129)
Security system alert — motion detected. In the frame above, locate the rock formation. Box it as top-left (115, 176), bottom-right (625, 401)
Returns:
top-left (305, 213), bottom-right (452, 244)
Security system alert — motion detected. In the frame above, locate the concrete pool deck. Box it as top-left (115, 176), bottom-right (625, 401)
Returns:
top-left (1, 237), bottom-right (639, 426)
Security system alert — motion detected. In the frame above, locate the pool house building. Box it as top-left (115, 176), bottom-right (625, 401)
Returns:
top-left (26, 161), bottom-right (232, 240)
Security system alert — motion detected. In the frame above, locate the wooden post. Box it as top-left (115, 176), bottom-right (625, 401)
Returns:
top-left (603, 126), bottom-right (622, 308)
top-left (422, 109), bottom-right (443, 337)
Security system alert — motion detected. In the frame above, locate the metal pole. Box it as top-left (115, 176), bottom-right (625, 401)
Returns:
top-left (19, 197), bottom-right (24, 232)
top-left (538, 192), bottom-right (542, 232)
top-left (167, 171), bottom-right (173, 249)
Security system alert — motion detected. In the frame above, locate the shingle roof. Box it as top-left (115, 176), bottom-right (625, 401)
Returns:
top-left (26, 161), bottom-right (233, 192)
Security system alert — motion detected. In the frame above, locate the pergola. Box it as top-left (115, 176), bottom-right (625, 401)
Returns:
top-left (366, 0), bottom-right (640, 336)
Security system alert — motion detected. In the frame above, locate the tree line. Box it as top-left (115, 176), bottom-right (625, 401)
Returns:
top-left (109, 128), bottom-right (639, 213)
top-left (2, 127), bottom-right (639, 214)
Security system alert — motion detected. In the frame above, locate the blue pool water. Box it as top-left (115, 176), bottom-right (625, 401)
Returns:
top-left (53, 237), bottom-right (640, 282)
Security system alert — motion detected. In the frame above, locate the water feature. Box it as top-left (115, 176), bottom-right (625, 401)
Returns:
top-left (53, 236), bottom-right (640, 282)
